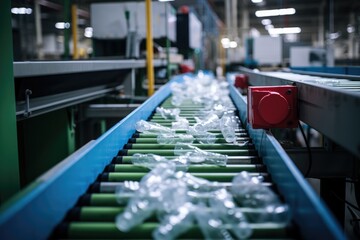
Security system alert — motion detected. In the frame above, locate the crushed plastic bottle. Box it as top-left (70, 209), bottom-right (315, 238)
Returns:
top-left (115, 181), bottom-right (140, 204)
top-left (193, 113), bottom-right (220, 132)
top-left (116, 162), bottom-right (176, 231)
top-left (153, 203), bottom-right (195, 240)
top-left (132, 153), bottom-right (190, 172)
top-left (209, 189), bottom-right (252, 239)
top-left (174, 143), bottom-right (228, 166)
top-left (194, 202), bottom-right (233, 240)
top-left (156, 107), bottom-right (180, 120)
top-left (231, 171), bottom-right (282, 208)
top-left (220, 111), bottom-right (238, 143)
top-left (171, 117), bottom-right (189, 130)
top-left (131, 153), bottom-right (167, 169)
top-left (135, 120), bottom-right (174, 134)
top-left (157, 133), bottom-right (194, 145)
top-left (187, 126), bottom-right (217, 144)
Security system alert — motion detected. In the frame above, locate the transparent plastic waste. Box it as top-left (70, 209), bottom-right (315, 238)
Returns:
top-left (171, 117), bottom-right (189, 130)
top-left (116, 162), bottom-right (176, 231)
top-left (153, 203), bottom-right (194, 240)
top-left (187, 126), bottom-right (217, 144)
top-left (230, 172), bottom-right (290, 224)
top-left (209, 189), bottom-right (252, 239)
top-left (174, 143), bottom-right (228, 166)
top-left (157, 133), bottom-right (194, 145)
top-left (132, 153), bottom-right (189, 172)
top-left (175, 144), bottom-right (228, 166)
top-left (158, 177), bottom-right (189, 213)
top-left (115, 181), bottom-right (140, 204)
top-left (193, 113), bottom-right (220, 132)
top-left (131, 153), bottom-right (167, 169)
top-left (249, 204), bottom-right (291, 224)
top-left (194, 202), bottom-right (233, 240)
top-left (231, 171), bottom-right (280, 207)
top-left (135, 120), bottom-right (174, 134)
top-left (156, 107), bottom-right (180, 119)
top-left (220, 111), bottom-right (239, 143)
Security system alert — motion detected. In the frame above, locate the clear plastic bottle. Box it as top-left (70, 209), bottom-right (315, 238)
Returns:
top-left (174, 144), bottom-right (227, 166)
top-left (220, 111), bottom-right (238, 143)
top-left (156, 107), bottom-right (180, 120)
top-left (208, 189), bottom-right (252, 239)
top-left (230, 171), bottom-right (281, 208)
top-left (153, 203), bottom-right (195, 240)
top-left (157, 133), bottom-right (194, 145)
top-left (193, 113), bottom-right (220, 132)
top-left (131, 153), bottom-right (167, 169)
top-left (187, 126), bottom-right (217, 144)
top-left (116, 163), bottom-right (176, 231)
top-left (115, 181), bottom-right (140, 204)
top-left (135, 120), bottom-right (174, 134)
top-left (194, 202), bottom-right (233, 240)
top-left (171, 117), bottom-right (189, 130)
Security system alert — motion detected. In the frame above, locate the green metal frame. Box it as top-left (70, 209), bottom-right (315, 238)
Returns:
top-left (0, 0), bottom-right (20, 204)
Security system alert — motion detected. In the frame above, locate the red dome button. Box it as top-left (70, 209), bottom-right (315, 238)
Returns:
top-left (258, 92), bottom-right (289, 124)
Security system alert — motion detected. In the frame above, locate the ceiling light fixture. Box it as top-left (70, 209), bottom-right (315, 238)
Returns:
top-left (268, 27), bottom-right (301, 35)
top-left (221, 38), bottom-right (230, 45)
top-left (11, 7), bottom-right (32, 15)
top-left (251, 0), bottom-right (263, 3)
top-left (255, 8), bottom-right (296, 17)
top-left (84, 27), bottom-right (93, 38)
top-left (55, 22), bottom-right (70, 30)
top-left (261, 19), bottom-right (272, 25)
top-left (229, 41), bottom-right (238, 48)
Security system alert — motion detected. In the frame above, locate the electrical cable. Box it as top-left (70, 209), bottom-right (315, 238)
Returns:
top-left (298, 121), bottom-right (312, 177)
top-left (331, 190), bottom-right (360, 212)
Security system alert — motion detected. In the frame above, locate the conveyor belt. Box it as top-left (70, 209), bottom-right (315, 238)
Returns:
top-left (0, 74), bottom-right (345, 240)
top-left (49, 95), bottom-right (297, 239)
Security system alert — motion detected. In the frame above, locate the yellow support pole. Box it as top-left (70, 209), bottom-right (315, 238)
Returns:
top-left (145, 0), bottom-right (155, 96)
top-left (71, 4), bottom-right (79, 60)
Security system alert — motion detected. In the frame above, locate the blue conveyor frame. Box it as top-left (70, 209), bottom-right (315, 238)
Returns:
top-left (0, 74), bottom-right (344, 239)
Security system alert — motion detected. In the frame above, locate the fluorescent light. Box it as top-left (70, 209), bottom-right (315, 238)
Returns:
top-left (251, 0), bottom-right (263, 3)
top-left (221, 38), bottom-right (230, 45)
top-left (255, 8), bottom-right (296, 17)
top-left (261, 19), bottom-right (272, 25)
top-left (229, 41), bottom-right (238, 48)
top-left (55, 22), bottom-right (70, 29)
top-left (268, 27), bottom-right (301, 35)
top-left (84, 27), bottom-right (93, 38)
top-left (347, 25), bottom-right (355, 33)
top-left (265, 24), bottom-right (274, 30)
top-left (158, 0), bottom-right (174, 1)
top-left (11, 7), bottom-right (32, 15)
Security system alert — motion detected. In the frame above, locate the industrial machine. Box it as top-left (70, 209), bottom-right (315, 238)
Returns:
top-left (0, 70), bottom-right (350, 239)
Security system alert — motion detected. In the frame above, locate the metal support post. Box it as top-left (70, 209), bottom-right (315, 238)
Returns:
top-left (0, 0), bottom-right (20, 204)
top-left (34, 0), bottom-right (44, 59)
top-left (165, 3), bottom-right (171, 80)
top-left (71, 4), bottom-right (79, 59)
top-left (145, 0), bottom-right (154, 96)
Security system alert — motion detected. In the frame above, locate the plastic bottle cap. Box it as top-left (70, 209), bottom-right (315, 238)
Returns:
top-left (258, 92), bottom-right (289, 124)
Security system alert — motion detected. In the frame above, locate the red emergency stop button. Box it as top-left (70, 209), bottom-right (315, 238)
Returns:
top-left (247, 85), bottom-right (298, 129)
top-left (258, 92), bottom-right (289, 124)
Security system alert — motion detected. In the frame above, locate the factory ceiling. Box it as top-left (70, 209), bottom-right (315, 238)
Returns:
top-left (10, 0), bottom-right (360, 46)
